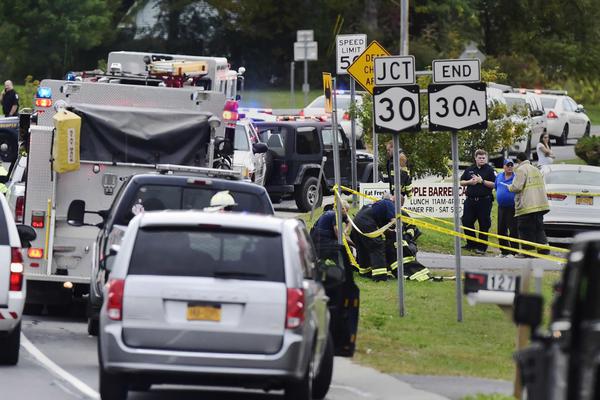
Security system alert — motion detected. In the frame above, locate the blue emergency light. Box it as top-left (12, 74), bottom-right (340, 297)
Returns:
top-left (36, 87), bottom-right (52, 99)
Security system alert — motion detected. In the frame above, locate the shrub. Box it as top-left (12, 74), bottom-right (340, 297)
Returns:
top-left (574, 136), bottom-right (600, 166)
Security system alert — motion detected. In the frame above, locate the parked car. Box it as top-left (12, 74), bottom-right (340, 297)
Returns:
top-left (514, 231), bottom-right (600, 399)
top-left (233, 119), bottom-right (269, 185)
top-left (503, 91), bottom-right (547, 156)
top-left (67, 172), bottom-right (274, 336)
top-left (98, 212), bottom-right (342, 400)
top-left (540, 94), bottom-right (591, 145)
top-left (541, 164), bottom-right (600, 244)
top-left (0, 194), bottom-right (36, 365)
top-left (301, 91), bottom-right (365, 148)
top-left (255, 121), bottom-right (374, 211)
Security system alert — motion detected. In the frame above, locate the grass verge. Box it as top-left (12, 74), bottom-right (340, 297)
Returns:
top-left (585, 104), bottom-right (600, 125)
top-left (241, 89), bottom-right (322, 109)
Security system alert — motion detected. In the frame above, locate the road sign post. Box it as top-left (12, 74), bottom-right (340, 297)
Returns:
top-left (373, 55), bottom-right (419, 317)
top-left (336, 34), bottom-right (366, 199)
top-left (428, 58), bottom-right (487, 322)
top-left (347, 41), bottom-right (391, 183)
top-left (332, 78), bottom-right (343, 246)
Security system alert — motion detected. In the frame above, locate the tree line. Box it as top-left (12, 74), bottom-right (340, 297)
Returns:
top-left (0, 0), bottom-right (598, 91)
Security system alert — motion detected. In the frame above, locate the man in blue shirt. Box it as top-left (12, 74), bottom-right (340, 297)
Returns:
top-left (495, 159), bottom-right (519, 256)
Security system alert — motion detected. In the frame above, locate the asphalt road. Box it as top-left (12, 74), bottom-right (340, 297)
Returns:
top-left (3, 314), bottom-right (449, 400)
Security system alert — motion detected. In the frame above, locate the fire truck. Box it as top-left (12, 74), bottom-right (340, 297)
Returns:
top-left (7, 52), bottom-right (246, 309)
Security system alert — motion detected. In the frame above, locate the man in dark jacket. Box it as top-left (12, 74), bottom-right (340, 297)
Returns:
top-left (1, 80), bottom-right (19, 117)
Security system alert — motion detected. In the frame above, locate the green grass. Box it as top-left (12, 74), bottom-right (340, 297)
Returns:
top-left (585, 104), bottom-right (600, 125)
top-left (351, 271), bottom-right (560, 381)
top-left (558, 157), bottom-right (586, 165)
top-left (241, 89), bottom-right (322, 109)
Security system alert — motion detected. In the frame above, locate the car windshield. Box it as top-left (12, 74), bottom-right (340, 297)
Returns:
top-left (545, 170), bottom-right (600, 186)
top-left (234, 125), bottom-right (250, 151)
top-left (128, 228), bottom-right (285, 282)
top-left (541, 97), bottom-right (557, 109)
top-left (119, 184), bottom-right (269, 224)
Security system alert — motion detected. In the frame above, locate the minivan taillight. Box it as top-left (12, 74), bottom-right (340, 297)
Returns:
top-left (547, 193), bottom-right (567, 201)
top-left (15, 196), bottom-right (24, 223)
top-left (547, 111), bottom-right (558, 119)
top-left (9, 248), bottom-right (24, 291)
top-left (106, 279), bottom-right (125, 321)
top-left (286, 288), bottom-right (305, 329)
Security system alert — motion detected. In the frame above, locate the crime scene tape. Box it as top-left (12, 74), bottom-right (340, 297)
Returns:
top-left (547, 192), bottom-right (600, 197)
top-left (333, 185), bottom-right (568, 264)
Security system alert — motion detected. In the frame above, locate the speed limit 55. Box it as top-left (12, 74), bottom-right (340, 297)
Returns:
top-left (373, 85), bottom-right (421, 134)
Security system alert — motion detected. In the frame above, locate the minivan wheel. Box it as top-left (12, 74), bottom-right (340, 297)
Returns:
top-left (295, 176), bottom-right (322, 213)
top-left (0, 322), bottom-right (21, 365)
top-left (285, 350), bottom-right (315, 400)
top-left (99, 368), bottom-right (128, 400)
top-left (557, 124), bottom-right (568, 145)
top-left (312, 334), bottom-right (334, 399)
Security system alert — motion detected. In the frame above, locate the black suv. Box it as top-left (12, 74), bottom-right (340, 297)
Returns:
top-left (255, 121), bottom-right (373, 212)
top-left (67, 173), bottom-right (274, 336)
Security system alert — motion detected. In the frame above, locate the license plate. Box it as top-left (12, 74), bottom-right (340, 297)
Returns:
top-left (486, 273), bottom-right (518, 292)
top-left (576, 196), bottom-right (593, 206)
top-left (187, 303), bottom-right (221, 321)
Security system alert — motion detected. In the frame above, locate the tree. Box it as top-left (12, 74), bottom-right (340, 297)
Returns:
top-left (0, 0), bottom-right (117, 79)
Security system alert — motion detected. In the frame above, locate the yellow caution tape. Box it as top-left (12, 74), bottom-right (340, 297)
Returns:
top-left (334, 185), bottom-right (568, 264)
top-left (547, 192), bottom-right (600, 197)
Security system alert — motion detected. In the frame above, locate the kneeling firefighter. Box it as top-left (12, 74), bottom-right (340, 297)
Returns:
top-left (350, 198), bottom-right (396, 281)
top-left (385, 210), bottom-right (431, 281)
top-left (310, 201), bottom-right (359, 357)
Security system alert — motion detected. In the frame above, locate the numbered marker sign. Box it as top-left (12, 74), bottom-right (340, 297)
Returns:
top-left (428, 82), bottom-right (487, 131)
top-left (374, 55), bottom-right (415, 86)
top-left (373, 85), bottom-right (420, 134)
top-left (336, 34), bottom-right (367, 75)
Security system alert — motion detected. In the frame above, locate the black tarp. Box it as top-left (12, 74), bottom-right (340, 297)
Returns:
top-left (73, 104), bottom-right (211, 166)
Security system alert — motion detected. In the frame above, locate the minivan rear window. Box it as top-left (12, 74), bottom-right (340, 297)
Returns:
top-left (128, 228), bottom-right (285, 282)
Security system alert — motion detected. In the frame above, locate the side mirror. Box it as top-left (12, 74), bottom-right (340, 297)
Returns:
top-left (531, 109), bottom-right (544, 117)
top-left (16, 224), bottom-right (36, 248)
top-left (252, 142), bottom-right (268, 154)
top-left (577, 104), bottom-right (585, 113)
top-left (513, 294), bottom-right (543, 328)
top-left (67, 200), bottom-right (86, 226)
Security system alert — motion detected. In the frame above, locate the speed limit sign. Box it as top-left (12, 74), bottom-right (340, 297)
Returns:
top-left (336, 34), bottom-right (367, 75)
top-left (373, 85), bottom-right (421, 134)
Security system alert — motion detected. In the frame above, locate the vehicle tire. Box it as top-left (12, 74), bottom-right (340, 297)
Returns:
top-left (87, 317), bottom-right (99, 336)
top-left (584, 122), bottom-right (591, 137)
top-left (285, 348), bottom-right (315, 400)
top-left (312, 334), bottom-right (334, 400)
top-left (295, 176), bottom-right (322, 213)
top-left (0, 322), bottom-right (21, 365)
top-left (99, 367), bottom-right (128, 400)
top-left (557, 124), bottom-right (568, 146)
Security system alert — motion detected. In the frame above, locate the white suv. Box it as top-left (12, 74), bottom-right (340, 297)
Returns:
top-left (0, 194), bottom-right (36, 365)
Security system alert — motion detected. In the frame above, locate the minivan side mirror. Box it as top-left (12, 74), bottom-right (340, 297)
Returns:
top-left (531, 109), bottom-right (544, 117)
top-left (16, 224), bottom-right (36, 248)
top-left (252, 142), bottom-right (268, 154)
top-left (513, 293), bottom-right (543, 328)
top-left (577, 104), bottom-right (585, 113)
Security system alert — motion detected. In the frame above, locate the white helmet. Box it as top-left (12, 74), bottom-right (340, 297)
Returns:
top-left (205, 190), bottom-right (237, 212)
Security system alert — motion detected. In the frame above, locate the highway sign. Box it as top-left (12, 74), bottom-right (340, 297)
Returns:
top-left (297, 30), bottom-right (314, 42)
top-left (294, 41), bottom-right (318, 61)
top-left (432, 59), bottom-right (480, 83)
top-left (428, 82), bottom-right (487, 131)
top-left (374, 56), bottom-right (415, 86)
top-left (336, 34), bottom-right (367, 75)
top-left (373, 85), bottom-right (420, 133)
top-left (347, 41), bottom-right (390, 94)
top-left (322, 73), bottom-right (333, 113)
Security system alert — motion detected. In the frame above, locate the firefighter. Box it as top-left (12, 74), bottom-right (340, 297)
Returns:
top-left (310, 200), bottom-right (351, 260)
top-left (204, 190), bottom-right (237, 212)
top-left (350, 198), bottom-right (396, 281)
top-left (384, 141), bottom-right (413, 200)
top-left (385, 210), bottom-right (431, 281)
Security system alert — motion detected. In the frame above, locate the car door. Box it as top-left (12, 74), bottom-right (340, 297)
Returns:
top-left (321, 126), bottom-right (351, 186)
top-left (292, 126), bottom-right (322, 182)
top-left (567, 97), bottom-right (587, 138)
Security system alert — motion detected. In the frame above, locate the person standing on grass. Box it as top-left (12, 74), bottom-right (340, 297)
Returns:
top-left (495, 159), bottom-right (519, 257)
top-left (1, 80), bottom-right (19, 117)
top-left (459, 149), bottom-right (497, 255)
top-left (536, 132), bottom-right (555, 166)
top-left (508, 152), bottom-right (550, 257)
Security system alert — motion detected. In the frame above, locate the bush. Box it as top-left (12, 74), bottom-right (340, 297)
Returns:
top-left (574, 136), bottom-right (600, 166)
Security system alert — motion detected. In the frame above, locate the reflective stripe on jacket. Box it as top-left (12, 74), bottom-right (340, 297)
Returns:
top-left (508, 160), bottom-right (549, 217)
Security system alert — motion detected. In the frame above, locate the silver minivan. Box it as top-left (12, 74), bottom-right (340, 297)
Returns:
top-left (98, 211), bottom-right (336, 400)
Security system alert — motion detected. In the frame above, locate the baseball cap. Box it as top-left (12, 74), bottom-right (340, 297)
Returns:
top-left (503, 159), bottom-right (514, 166)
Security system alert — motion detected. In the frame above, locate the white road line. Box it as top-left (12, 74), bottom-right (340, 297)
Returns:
top-left (330, 384), bottom-right (372, 397)
top-left (21, 333), bottom-right (100, 400)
